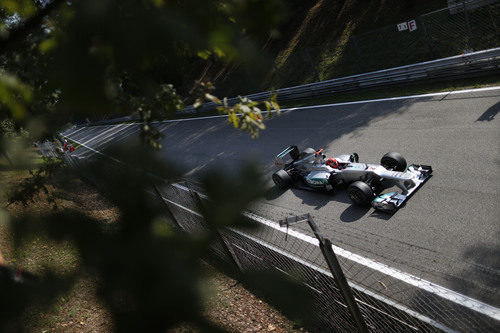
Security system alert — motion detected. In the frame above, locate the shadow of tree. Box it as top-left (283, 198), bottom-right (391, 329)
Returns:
top-left (476, 101), bottom-right (499, 121)
top-left (406, 236), bottom-right (500, 331)
top-left (449, 238), bottom-right (500, 306)
top-left (265, 185), bottom-right (286, 201)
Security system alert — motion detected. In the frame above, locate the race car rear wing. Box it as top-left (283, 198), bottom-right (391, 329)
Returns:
top-left (275, 146), bottom-right (319, 167)
top-left (274, 146), bottom-right (296, 166)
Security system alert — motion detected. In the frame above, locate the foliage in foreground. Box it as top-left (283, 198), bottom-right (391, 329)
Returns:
top-left (0, 0), bottom-right (313, 331)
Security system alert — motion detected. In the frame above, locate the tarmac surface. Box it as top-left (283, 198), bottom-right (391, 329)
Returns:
top-left (62, 88), bottom-right (500, 308)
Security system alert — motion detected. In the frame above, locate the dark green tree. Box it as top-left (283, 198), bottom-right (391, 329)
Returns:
top-left (0, 1), bottom-right (313, 331)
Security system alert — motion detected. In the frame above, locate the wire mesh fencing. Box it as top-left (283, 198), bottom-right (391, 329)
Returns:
top-left (221, 0), bottom-right (500, 95)
top-left (35, 141), bottom-right (60, 158)
top-left (59, 138), bottom-right (500, 332)
top-left (149, 178), bottom-right (498, 332)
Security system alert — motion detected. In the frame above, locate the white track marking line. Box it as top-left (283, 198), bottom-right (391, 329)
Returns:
top-left (278, 86), bottom-right (500, 111)
top-left (62, 126), bottom-right (88, 138)
top-left (146, 86), bottom-right (500, 123)
top-left (159, 184), bottom-right (457, 332)
top-left (92, 124), bottom-right (139, 148)
top-left (170, 183), bottom-right (500, 321)
top-left (63, 118), bottom-right (500, 322)
top-left (226, 226), bottom-right (456, 333)
top-left (67, 86), bottom-right (500, 129)
top-left (61, 134), bottom-right (122, 164)
top-left (80, 123), bottom-right (135, 146)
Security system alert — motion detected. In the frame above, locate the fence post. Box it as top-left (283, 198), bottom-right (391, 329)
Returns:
top-left (279, 214), bottom-right (368, 333)
top-left (273, 64), bottom-right (287, 88)
top-left (350, 36), bottom-right (367, 72)
top-left (305, 215), bottom-right (369, 333)
top-left (488, 5), bottom-right (499, 37)
top-left (152, 184), bottom-right (185, 231)
top-left (304, 47), bottom-right (321, 81)
top-left (190, 190), bottom-right (244, 273)
top-left (462, 0), bottom-right (474, 51)
top-left (419, 15), bottom-right (439, 58)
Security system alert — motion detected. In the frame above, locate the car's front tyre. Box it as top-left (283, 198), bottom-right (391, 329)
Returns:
top-left (347, 181), bottom-right (375, 207)
top-left (381, 152), bottom-right (407, 171)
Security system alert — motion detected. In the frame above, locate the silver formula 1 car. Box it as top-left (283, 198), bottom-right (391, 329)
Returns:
top-left (272, 146), bottom-right (432, 213)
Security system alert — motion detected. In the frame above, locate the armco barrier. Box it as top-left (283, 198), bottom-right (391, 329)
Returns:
top-left (215, 0), bottom-right (499, 97)
top-left (184, 47), bottom-right (500, 113)
top-left (158, 181), bottom-right (499, 333)
top-left (62, 143), bottom-right (500, 332)
top-left (69, 48), bottom-right (500, 124)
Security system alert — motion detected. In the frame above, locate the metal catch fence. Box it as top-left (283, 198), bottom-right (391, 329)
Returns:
top-left (216, 0), bottom-right (500, 97)
top-left (60, 140), bottom-right (500, 332)
top-left (35, 141), bottom-right (60, 158)
top-left (157, 179), bottom-right (499, 333)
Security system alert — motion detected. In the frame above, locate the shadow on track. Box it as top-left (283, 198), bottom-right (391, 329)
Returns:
top-left (476, 101), bottom-right (499, 122)
top-left (267, 183), bottom-right (393, 222)
top-left (448, 234), bottom-right (500, 306)
top-left (340, 204), bottom-right (370, 222)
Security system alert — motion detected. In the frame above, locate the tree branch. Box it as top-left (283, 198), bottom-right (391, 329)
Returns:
top-left (0, 0), bottom-right (66, 55)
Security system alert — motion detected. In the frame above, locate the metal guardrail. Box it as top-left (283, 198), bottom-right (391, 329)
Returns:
top-left (216, 0), bottom-right (499, 98)
top-left (62, 146), bottom-right (500, 331)
top-left (60, 123), bottom-right (500, 332)
top-left (186, 47), bottom-right (500, 112)
top-left (71, 48), bottom-right (500, 123)
top-left (34, 141), bottom-right (60, 158)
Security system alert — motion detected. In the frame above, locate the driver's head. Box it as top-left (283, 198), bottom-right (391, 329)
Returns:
top-left (327, 158), bottom-right (338, 168)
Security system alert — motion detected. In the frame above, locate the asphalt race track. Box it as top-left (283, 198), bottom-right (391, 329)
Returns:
top-left (62, 88), bottom-right (500, 309)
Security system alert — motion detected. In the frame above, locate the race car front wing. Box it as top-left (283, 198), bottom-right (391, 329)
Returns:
top-left (372, 164), bottom-right (432, 213)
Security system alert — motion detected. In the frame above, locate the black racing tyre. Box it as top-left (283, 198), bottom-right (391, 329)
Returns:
top-left (289, 146), bottom-right (300, 161)
top-left (272, 169), bottom-right (293, 189)
top-left (347, 181), bottom-right (375, 207)
top-left (381, 152), bottom-right (407, 171)
top-left (299, 148), bottom-right (316, 159)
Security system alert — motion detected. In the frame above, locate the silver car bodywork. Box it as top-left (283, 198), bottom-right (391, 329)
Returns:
top-left (274, 146), bottom-right (432, 213)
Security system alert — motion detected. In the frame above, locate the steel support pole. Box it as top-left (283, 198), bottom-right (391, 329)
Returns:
top-left (350, 36), bottom-right (367, 72)
top-left (152, 184), bottom-right (184, 231)
top-left (487, 5), bottom-right (499, 36)
top-left (190, 190), bottom-right (243, 273)
top-left (463, 0), bottom-right (474, 51)
top-left (420, 15), bottom-right (439, 58)
top-left (306, 215), bottom-right (369, 333)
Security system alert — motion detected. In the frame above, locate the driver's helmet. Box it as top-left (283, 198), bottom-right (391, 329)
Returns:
top-left (326, 158), bottom-right (339, 168)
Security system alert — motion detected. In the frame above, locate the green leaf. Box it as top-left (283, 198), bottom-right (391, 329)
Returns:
top-left (197, 50), bottom-right (212, 60)
top-left (39, 37), bottom-right (58, 54)
top-left (150, 0), bottom-right (165, 7)
top-left (205, 93), bottom-right (221, 104)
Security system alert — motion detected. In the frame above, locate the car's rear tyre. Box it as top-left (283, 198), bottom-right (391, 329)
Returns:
top-left (299, 148), bottom-right (316, 159)
top-left (272, 169), bottom-right (293, 189)
top-left (381, 152), bottom-right (407, 171)
top-left (347, 181), bottom-right (375, 207)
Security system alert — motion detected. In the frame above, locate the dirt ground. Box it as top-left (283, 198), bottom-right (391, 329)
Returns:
top-left (0, 153), bottom-right (305, 332)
